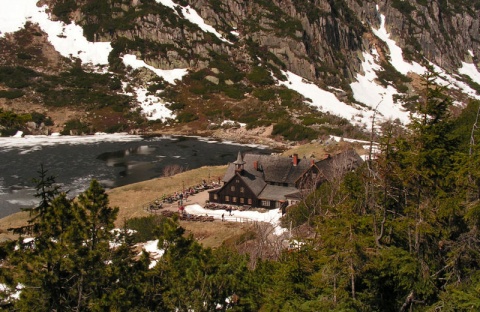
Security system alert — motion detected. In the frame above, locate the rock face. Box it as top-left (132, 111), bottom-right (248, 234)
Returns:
top-left (56, 0), bottom-right (478, 86)
top-left (2, 0), bottom-right (479, 136)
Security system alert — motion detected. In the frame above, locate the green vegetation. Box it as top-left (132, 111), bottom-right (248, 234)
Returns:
top-left (37, 67), bottom-right (132, 111)
top-left (61, 119), bottom-right (91, 135)
top-left (278, 88), bottom-right (304, 109)
top-left (272, 121), bottom-right (319, 141)
top-left (0, 89), bottom-right (25, 99)
top-left (0, 109), bottom-right (30, 136)
top-left (252, 88), bottom-right (276, 101)
top-left (0, 109), bottom-right (54, 136)
top-left (0, 66), bottom-right (39, 89)
top-left (30, 112), bottom-right (53, 126)
top-left (2, 73), bottom-right (480, 310)
top-left (247, 65), bottom-right (275, 86)
top-left (51, 0), bottom-right (77, 24)
top-left (0, 65), bottom-right (132, 113)
top-left (376, 61), bottom-right (412, 93)
top-left (176, 111), bottom-right (199, 123)
top-left (126, 215), bottom-right (163, 243)
top-left (391, 0), bottom-right (416, 15)
top-left (209, 52), bottom-right (245, 83)
top-left (292, 0), bottom-right (324, 24)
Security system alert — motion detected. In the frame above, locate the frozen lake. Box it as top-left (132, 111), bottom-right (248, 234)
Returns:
top-left (0, 134), bottom-right (273, 218)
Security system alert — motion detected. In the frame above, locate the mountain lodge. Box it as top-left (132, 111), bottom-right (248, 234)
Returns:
top-left (208, 149), bottom-right (363, 209)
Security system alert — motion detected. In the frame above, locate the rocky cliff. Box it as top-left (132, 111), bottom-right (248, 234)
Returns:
top-left (1, 0), bottom-right (479, 139)
top-left (63, 0), bottom-right (478, 84)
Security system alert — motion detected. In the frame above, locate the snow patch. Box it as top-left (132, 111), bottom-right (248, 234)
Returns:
top-left (133, 87), bottom-right (176, 121)
top-left (459, 62), bottom-right (480, 85)
top-left (372, 13), bottom-right (425, 76)
top-left (155, 0), bottom-right (231, 43)
top-left (122, 54), bottom-right (188, 84)
top-left (276, 70), bottom-right (367, 126)
top-left (431, 62), bottom-right (480, 100)
top-left (0, 0), bottom-right (112, 65)
top-left (141, 239), bottom-right (165, 269)
top-left (350, 50), bottom-right (410, 124)
top-left (221, 120), bottom-right (246, 127)
top-left (185, 204), bottom-right (286, 236)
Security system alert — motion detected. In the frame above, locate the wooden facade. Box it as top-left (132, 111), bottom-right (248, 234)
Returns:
top-left (210, 174), bottom-right (259, 207)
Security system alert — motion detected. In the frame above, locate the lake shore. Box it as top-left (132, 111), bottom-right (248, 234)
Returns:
top-left (0, 137), bottom-right (348, 246)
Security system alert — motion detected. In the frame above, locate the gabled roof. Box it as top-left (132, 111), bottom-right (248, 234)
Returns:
top-left (220, 149), bottom-right (363, 200)
top-left (223, 154), bottom-right (312, 185)
top-left (236, 171), bottom-right (267, 196)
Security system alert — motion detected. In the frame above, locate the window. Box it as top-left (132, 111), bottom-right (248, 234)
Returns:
top-left (225, 196), bottom-right (230, 202)
top-left (261, 200), bottom-right (270, 207)
top-left (233, 197), bottom-right (237, 203)
top-left (240, 197), bottom-right (244, 204)
top-left (240, 187), bottom-right (244, 193)
top-left (236, 179), bottom-right (239, 183)
top-left (213, 194), bottom-right (218, 200)
top-left (275, 201), bottom-right (282, 208)
top-left (231, 186), bottom-right (235, 191)
top-left (248, 198), bottom-right (252, 205)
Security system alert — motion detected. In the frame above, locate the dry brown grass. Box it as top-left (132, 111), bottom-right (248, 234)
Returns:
top-left (108, 165), bottom-right (227, 227)
top-left (0, 165), bottom-right (231, 247)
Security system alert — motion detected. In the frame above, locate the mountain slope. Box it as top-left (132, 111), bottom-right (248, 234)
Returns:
top-left (0, 0), bottom-right (479, 139)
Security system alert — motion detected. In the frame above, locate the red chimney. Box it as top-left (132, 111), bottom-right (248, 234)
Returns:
top-left (324, 153), bottom-right (331, 159)
top-left (311, 159), bottom-right (315, 165)
top-left (253, 160), bottom-right (258, 171)
top-left (293, 154), bottom-right (298, 166)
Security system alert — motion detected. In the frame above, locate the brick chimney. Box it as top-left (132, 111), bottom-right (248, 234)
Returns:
top-left (311, 159), bottom-right (315, 166)
top-left (253, 160), bottom-right (258, 171)
top-left (293, 154), bottom-right (298, 166)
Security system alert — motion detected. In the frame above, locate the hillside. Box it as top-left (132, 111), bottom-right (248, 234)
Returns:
top-left (0, 0), bottom-right (479, 142)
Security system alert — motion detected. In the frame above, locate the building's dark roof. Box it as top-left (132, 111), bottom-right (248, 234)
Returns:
top-left (220, 149), bottom-right (363, 201)
top-left (258, 185), bottom-right (299, 201)
top-left (223, 154), bottom-right (312, 185)
top-left (236, 171), bottom-right (266, 196)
